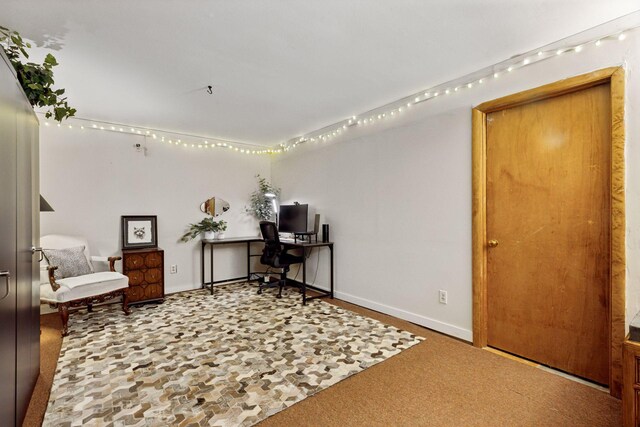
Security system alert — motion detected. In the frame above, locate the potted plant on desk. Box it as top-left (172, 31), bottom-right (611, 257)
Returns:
top-left (180, 218), bottom-right (226, 241)
top-left (216, 220), bottom-right (227, 239)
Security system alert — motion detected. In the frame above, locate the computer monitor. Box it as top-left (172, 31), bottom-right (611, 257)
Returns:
top-left (278, 204), bottom-right (308, 233)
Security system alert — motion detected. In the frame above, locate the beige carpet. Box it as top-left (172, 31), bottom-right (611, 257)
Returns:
top-left (24, 287), bottom-right (621, 426)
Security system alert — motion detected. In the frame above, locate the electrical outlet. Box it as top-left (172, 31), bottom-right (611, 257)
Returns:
top-left (170, 265), bottom-right (177, 274)
top-left (439, 290), bottom-right (448, 304)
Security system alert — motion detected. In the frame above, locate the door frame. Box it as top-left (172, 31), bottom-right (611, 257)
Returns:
top-left (472, 67), bottom-right (625, 398)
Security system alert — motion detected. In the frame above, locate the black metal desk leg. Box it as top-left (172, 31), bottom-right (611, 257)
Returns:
top-left (210, 244), bottom-right (214, 296)
top-left (201, 241), bottom-right (205, 289)
top-left (330, 245), bottom-right (334, 298)
top-left (302, 250), bottom-right (307, 305)
top-left (246, 242), bottom-right (251, 282)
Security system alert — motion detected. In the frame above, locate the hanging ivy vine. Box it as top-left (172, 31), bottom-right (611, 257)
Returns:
top-left (0, 26), bottom-right (76, 122)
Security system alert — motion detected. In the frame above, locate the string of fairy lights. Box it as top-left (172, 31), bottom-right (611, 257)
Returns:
top-left (40, 115), bottom-right (279, 155)
top-left (42, 24), bottom-right (637, 157)
top-left (279, 26), bottom-right (637, 152)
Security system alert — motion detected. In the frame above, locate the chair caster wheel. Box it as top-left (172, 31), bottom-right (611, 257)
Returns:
top-left (276, 294), bottom-right (282, 299)
top-left (257, 289), bottom-right (262, 295)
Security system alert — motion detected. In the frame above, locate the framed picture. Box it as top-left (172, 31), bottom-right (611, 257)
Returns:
top-left (121, 215), bottom-right (158, 249)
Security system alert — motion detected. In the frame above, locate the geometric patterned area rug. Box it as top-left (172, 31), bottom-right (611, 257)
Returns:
top-left (44, 282), bottom-right (423, 426)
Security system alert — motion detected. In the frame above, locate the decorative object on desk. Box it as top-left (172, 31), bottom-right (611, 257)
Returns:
top-left (0, 26), bottom-right (76, 122)
top-left (313, 214), bottom-right (320, 240)
top-left (322, 223), bottom-right (330, 242)
top-left (121, 215), bottom-right (158, 249)
top-left (180, 217), bottom-right (227, 241)
top-left (246, 174), bottom-right (281, 221)
top-left (199, 196), bottom-right (230, 217)
top-left (43, 283), bottom-right (423, 426)
top-left (215, 220), bottom-right (227, 239)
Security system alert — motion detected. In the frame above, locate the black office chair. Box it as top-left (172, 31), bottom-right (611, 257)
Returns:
top-left (258, 221), bottom-right (303, 298)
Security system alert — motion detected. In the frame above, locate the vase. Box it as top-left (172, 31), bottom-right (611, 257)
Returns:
top-left (216, 232), bottom-right (225, 240)
top-left (203, 231), bottom-right (215, 240)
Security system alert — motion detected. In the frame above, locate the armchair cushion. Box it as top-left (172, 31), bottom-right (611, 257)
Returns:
top-left (40, 271), bottom-right (128, 303)
top-left (43, 246), bottom-right (93, 280)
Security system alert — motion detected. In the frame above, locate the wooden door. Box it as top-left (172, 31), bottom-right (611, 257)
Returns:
top-left (485, 83), bottom-right (611, 385)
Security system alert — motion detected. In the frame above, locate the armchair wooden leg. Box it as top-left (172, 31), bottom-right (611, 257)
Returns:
top-left (87, 303), bottom-right (93, 312)
top-left (122, 290), bottom-right (131, 315)
top-left (59, 303), bottom-right (69, 337)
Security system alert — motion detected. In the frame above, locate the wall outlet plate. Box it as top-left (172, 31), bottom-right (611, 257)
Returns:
top-left (439, 290), bottom-right (448, 304)
top-left (170, 265), bottom-right (177, 274)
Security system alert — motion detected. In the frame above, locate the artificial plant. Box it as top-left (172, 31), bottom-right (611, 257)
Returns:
top-left (0, 26), bottom-right (76, 122)
top-left (246, 175), bottom-right (281, 221)
top-left (180, 218), bottom-right (227, 242)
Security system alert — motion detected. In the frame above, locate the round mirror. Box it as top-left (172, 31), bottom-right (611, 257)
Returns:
top-left (200, 197), bottom-right (230, 217)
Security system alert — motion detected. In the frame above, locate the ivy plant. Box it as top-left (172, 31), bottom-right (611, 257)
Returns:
top-left (246, 175), bottom-right (281, 221)
top-left (0, 26), bottom-right (76, 122)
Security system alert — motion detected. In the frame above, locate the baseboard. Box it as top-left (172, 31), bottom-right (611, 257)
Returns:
top-left (334, 290), bottom-right (473, 342)
top-left (166, 279), bottom-right (250, 295)
top-left (287, 279), bottom-right (330, 293)
top-left (134, 281), bottom-right (473, 342)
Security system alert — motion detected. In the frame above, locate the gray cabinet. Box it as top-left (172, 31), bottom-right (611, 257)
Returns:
top-left (0, 48), bottom-right (40, 425)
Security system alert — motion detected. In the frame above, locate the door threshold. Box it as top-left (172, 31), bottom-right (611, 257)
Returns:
top-left (484, 347), bottom-right (609, 393)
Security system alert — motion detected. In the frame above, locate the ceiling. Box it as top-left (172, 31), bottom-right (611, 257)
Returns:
top-left (4, 1), bottom-right (639, 146)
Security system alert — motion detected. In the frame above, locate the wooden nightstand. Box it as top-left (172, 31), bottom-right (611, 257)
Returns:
top-left (624, 338), bottom-right (640, 427)
top-left (122, 248), bottom-right (164, 304)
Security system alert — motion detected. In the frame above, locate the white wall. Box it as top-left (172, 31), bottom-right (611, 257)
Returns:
top-left (272, 31), bottom-right (640, 341)
top-left (39, 23), bottom-right (640, 343)
top-left (40, 126), bottom-right (270, 293)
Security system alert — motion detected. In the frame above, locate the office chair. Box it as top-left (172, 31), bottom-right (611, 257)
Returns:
top-left (258, 221), bottom-right (304, 298)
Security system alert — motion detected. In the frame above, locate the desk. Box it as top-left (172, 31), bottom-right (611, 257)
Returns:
top-left (201, 237), bottom-right (261, 295)
top-left (281, 240), bottom-right (334, 305)
top-left (200, 237), bottom-right (335, 304)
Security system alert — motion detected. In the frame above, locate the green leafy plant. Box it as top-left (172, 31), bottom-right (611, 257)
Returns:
top-left (246, 175), bottom-right (280, 221)
top-left (180, 218), bottom-right (227, 242)
top-left (0, 26), bottom-right (76, 122)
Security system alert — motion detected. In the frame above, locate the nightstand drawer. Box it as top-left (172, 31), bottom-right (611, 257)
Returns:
top-left (144, 252), bottom-right (163, 268)
top-left (125, 254), bottom-right (145, 270)
top-left (144, 268), bottom-right (162, 283)
top-left (125, 251), bottom-right (163, 270)
top-left (127, 270), bottom-right (144, 286)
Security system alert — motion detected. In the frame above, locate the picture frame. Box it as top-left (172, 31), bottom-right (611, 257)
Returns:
top-left (121, 215), bottom-right (158, 249)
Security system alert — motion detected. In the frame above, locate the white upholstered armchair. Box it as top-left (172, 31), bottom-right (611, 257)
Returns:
top-left (40, 235), bottom-right (131, 336)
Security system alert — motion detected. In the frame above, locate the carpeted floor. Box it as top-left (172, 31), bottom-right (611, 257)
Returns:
top-left (24, 283), bottom-right (621, 427)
